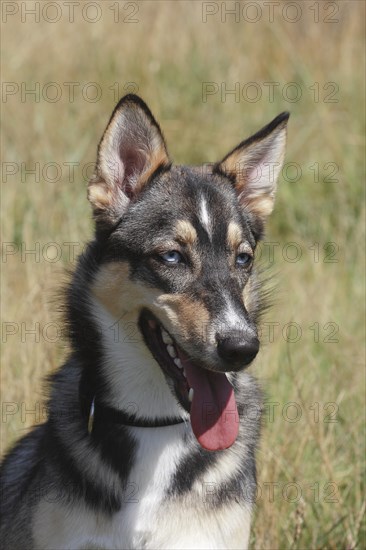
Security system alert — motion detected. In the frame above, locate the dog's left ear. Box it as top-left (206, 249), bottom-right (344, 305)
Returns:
top-left (88, 94), bottom-right (170, 231)
top-left (216, 112), bottom-right (289, 222)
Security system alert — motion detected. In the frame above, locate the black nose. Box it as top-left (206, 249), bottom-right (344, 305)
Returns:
top-left (217, 333), bottom-right (259, 367)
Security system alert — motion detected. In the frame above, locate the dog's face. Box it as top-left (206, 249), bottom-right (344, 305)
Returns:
top-left (88, 95), bottom-right (288, 450)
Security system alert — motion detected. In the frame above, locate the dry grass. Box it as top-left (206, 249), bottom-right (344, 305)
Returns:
top-left (1, 1), bottom-right (365, 548)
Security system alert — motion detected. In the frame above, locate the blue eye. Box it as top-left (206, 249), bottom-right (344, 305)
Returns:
top-left (161, 250), bottom-right (183, 264)
top-left (236, 253), bottom-right (252, 267)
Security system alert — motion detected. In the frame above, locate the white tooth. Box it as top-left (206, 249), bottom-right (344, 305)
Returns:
top-left (182, 369), bottom-right (187, 378)
top-left (167, 345), bottom-right (176, 358)
top-left (161, 329), bottom-right (173, 345)
top-left (188, 388), bottom-right (194, 402)
top-left (174, 358), bottom-right (183, 369)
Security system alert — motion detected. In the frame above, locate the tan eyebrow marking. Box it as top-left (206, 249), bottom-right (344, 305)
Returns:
top-left (227, 221), bottom-right (243, 249)
top-left (175, 220), bottom-right (197, 245)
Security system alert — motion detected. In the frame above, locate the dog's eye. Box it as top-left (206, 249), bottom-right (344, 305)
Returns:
top-left (160, 250), bottom-right (184, 264)
top-left (236, 253), bottom-right (252, 267)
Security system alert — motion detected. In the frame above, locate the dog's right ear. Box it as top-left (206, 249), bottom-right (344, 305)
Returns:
top-left (88, 94), bottom-right (170, 231)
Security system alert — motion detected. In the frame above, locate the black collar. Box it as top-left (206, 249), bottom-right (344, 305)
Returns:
top-left (79, 371), bottom-right (185, 433)
top-left (86, 397), bottom-right (185, 434)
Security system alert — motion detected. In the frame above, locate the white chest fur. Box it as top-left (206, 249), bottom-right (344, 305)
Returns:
top-left (33, 425), bottom-right (250, 550)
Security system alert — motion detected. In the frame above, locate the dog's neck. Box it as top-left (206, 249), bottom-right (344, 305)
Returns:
top-left (84, 296), bottom-right (186, 422)
top-left (78, 383), bottom-right (185, 435)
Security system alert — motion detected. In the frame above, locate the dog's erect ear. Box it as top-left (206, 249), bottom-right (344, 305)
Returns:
top-left (216, 112), bottom-right (289, 221)
top-left (88, 94), bottom-right (170, 230)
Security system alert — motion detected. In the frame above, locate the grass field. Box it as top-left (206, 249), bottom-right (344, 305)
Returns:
top-left (1, 1), bottom-right (365, 548)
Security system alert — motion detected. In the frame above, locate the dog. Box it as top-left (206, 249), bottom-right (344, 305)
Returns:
top-left (0, 94), bottom-right (289, 549)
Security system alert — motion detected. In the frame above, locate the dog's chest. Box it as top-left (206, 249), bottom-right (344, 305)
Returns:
top-left (90, 428), bottom-right (249, 549)
top-left (34, 426), bottom-right (250, 549)
top-left (118, 426), bottom-right (189, 546)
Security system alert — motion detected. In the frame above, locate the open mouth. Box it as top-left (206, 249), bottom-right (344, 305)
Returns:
top-left (139, 309), bottom-right (239, 451)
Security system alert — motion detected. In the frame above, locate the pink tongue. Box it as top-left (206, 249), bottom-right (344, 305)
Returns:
top-left (178, 349), bottom-right (239, 451)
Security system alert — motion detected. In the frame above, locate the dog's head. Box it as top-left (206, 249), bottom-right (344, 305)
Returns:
top-left (87, 95), bottom-right (289, 450)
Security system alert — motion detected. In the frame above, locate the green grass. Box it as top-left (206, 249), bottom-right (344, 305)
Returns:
top-left (1, 1), bottom-right (365, 548)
